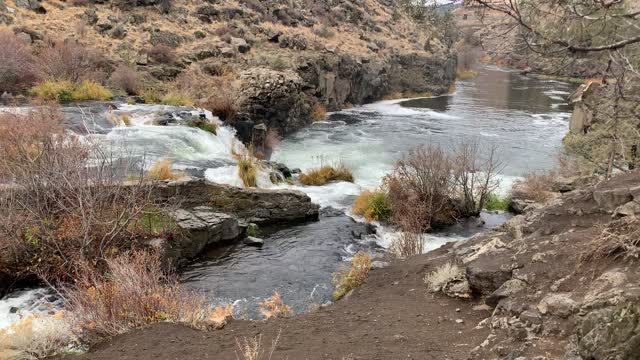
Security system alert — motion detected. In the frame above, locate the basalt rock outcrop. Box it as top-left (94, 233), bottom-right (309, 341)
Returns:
top-left (234, 52), bottom-right (456, 141)
top-left (146, 177), bottom-right (319, 268)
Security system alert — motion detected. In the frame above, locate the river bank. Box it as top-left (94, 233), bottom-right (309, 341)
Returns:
top-left (67, 169), bottom-right (640, 359)
top-left (0, 65), bottom-right (574, 329)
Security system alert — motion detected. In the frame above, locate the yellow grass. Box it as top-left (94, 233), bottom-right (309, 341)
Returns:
top-left (332, 251), bottom-right (372, 300)
top-left (299, 163), bottom-right (354, 186)
top-left (147, 159), bottom-right (182, 181)
top-left (161, 91), bottom-right (195, 107)
top-left (30, 80), bottom-right (113, 102)
top-left (456, 69), bottom-right (478, 80)
top-left (258, 291), bottom-right (293, 319)
top-left (352, 189), bottom-right (392, 222)
top-left (311, 102), bottom-right (327, 122)
top-left (238, 154), bottom-right (258, 188)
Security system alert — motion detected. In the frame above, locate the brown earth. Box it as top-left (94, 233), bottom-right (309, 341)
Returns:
top-left (68, 172), bottom-right (640, 360)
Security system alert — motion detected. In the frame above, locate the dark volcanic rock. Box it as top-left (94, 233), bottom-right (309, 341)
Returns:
top-left (466, 263), bottom-right (512, 296)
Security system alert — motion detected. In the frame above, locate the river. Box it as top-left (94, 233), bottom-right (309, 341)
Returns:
top-left (0, 66), bottom-right (575, 325)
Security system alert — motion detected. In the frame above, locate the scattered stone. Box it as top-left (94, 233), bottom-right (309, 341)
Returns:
top-left (519, 309), bottom-right (542, 325)
top-left (371, 261), bottom-right (390, 269)
top-left (537, 293), bottom-right (578, 318)
top-left (95, 17), bottom-right (112, 32)
top-left (244, 236), bottom-right (264, 247)
top-left (279, 33), bottom-right (307, 50)
top-left (150, 30), bottom-right (182, 48)
top-left (486, 279), bottom-right (527, 307)
top-left (230, 36), bottom-right (250, 53)
top-left (613, 201), bottom-right (640, 218)
top-left (455, 319), bottom-right (464, 324)
top-left (466, 263), bottom-right (512, 295)
top-left (14, 0), bottom-right (45, 13)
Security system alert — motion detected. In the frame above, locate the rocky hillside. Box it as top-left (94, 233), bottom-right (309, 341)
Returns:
top-left (65, 173), bottom-right (640, 359)
top-left (0, 0), bottom-right (456, 141)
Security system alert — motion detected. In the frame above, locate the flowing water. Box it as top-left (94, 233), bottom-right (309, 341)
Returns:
top-left (0, 66), bottom-right (576, 325)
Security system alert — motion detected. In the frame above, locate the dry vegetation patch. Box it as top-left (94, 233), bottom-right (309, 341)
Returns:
top-left (512, 171), bottom-right (558, 203)
top-left (424, 262), bottom-right (463, 293)
top-left (258, 292), bottom-right (293, 319)
top-left (299, 163), bottom-right (354, 186)
top-left (583, 217), bottom-right (640, 261)
top-left (332, 251), bottom-right (372, 300)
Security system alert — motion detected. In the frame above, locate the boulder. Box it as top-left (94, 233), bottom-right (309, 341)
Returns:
top-left (574, 303), bottom-right (640, 359)
top-left (151, 177), bottom-right (320, 224)
top-left (466, 263), bottom-right (512, 296)
top-left (279, 34), bottom-right (307, 50)
top-left (14, 0), bottom-right (45, 13)
top-left (486, 279), bottom-right (527, 307)
top-left (234, 68), bottom-right (311, 141)
top-left (167, 207), bottom-right (241, 263)
top-left (613, 201), bottom-right (640, 218)
top-left (537, 293), bottom-right (578, 318)
top-left (244, 236), bottom-right (264, 247)
top-left (443, 278), bottom-right (471, 299)
top-left (593, 187), bottom-right (633, 212)
top-left (95, 17), bottom-right (112, 32)
top-left (230, 36), bottom-right (250, 53)
top-left (150, 30), bottom-right (182, 48)
top-left (196, 5), bottom-right (219, 22)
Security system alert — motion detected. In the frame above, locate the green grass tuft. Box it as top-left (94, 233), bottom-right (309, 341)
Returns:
top-left (484, 193), bottom-right (512, 211)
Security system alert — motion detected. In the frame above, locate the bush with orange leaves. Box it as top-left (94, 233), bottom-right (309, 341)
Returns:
top-left (258, 291), bottom-right (293, 319)
top-left (65, 250), bottom-right (234, 339)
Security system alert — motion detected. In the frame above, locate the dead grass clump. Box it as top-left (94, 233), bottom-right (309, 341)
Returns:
top-left (204, 95), bottom-right (237, 122)
top-left (109, 64), bottom-right (143, 95)
top-left (583, 217), bottom-right (640, 261)
top-left (332, 251), bottom-right (372, 300)
top-left (456, 69), bottom-right (478, 80)
top-left (238, 151), bottom-right (260, 188)
top-left (0, 311), bottom-right (77, 360)
top-left (65, 250), bottom-right (233, 337)
top-left (511, 171), bottom-right (558, 203)
top-left (352, 189), bottom-right (392, 222)
top-left (161, 90), bottom-right (195, 106)
top-left (299, 163), bottom-right (354, 186)
top-left (36, 40), bottom-right (108, 82)
top-left (424, 262), bottom-right (463, 292)
top-left (30, 79), bottom-right (113, 102)
top-left (147, 44), bottom-right (177, 64)
top-left (235, 329), bottom-right (281, 360)
top-left (0, 30), bottom-right (38, 94)
top-left (147, 158), bottom-right (183, 180)
top-left (258, 292), bottom-right (293, 319)
top-left (311, 102), bottom-right (327, 121)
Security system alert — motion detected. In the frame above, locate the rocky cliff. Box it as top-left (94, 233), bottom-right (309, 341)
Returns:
top-left (0, 0), bottom-right (456, 142)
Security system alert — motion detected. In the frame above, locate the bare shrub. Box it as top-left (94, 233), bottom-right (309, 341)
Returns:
top-left (258, 292), bottom-right (293, 319)
top-left (511, 171), bottom-right (558, 203)
top-left (0, 30), bottom-right (38, 93)
top-left (109, 64), bottom-right (143, 95)
top-left (265, 128), bottom-right (281, 151)
top-left (146, 44), bottom-right (176, 64)
top-left (453, 140), bottom-right (503, 216)
top-left (235, 329), bottom-right (281, 360)
top-left (424, 262), bottom-right (463, 292)
top-left (203, 94), bottom-right (237, 122)
top-left (65, 250), bottom-right (233, 338)
top-left (0, 108), bottom-right (159, 283)
top-left (384, 144), bottom-right (456, 234)
top-left (74, 20), bottom-right (87, 38)
top-left (36, 40), bottom-right (109, 82)
top-left (583, 217), bottom-right (640, 261)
